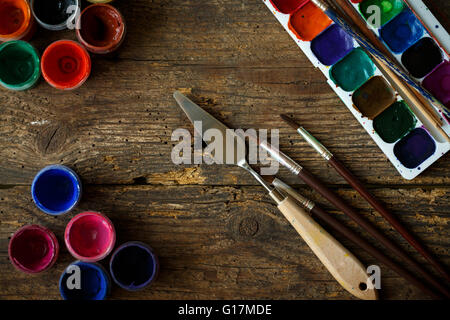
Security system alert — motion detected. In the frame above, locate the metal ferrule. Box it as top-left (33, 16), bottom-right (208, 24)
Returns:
top-left (297, 127), bottom-right (333, 161)
top-left (273, 178), bottom-right (315, 212)
top-left (311, 0), bottom-right (327, 11)
top-left (259, 141), bottom-right (303, 175)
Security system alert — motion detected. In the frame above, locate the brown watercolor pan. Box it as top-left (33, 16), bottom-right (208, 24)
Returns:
top-left (352, 76), bottom-right (396, 119)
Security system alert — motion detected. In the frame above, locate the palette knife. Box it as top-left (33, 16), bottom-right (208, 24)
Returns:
top-left (173, 91), bottom-right (377, 300)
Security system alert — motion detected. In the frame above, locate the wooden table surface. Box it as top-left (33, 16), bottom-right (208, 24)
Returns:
top-left (0, 0), bottom-right (449, 300)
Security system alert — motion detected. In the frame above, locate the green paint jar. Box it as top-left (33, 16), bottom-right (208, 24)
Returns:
top-left (0, 40), bottom-right (40, 91)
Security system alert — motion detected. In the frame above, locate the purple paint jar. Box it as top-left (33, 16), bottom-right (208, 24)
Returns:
top-left (109, 241), bottom-right (159, 291)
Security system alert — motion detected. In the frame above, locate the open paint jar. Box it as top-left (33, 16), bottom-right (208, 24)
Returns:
top-left (31, 164), bottom-right (82, 215)
top-left (65, 211), bottom-right (116, 262)
top-left (76, 3), bottom-right (126, 54)
top-left (41, 40), bottom-right (91, 90)
top-left (8, 225), bottom-right (59, 274)
top-left (30, 0), bottom-right (79, 31)
top-left (109, 241), bottom-right (159, 291)
top-left (0, 0), bottom-right (36, 41)
top-left (0, 40), bottom-right (40, 91)
top-left (59, 261), bottom-right (110, 300)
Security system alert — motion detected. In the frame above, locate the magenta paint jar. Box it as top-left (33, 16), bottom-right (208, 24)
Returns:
top-left (65, 211), bottom-right (116, 262)
top-left (8, 225), bottom-right (59, 274)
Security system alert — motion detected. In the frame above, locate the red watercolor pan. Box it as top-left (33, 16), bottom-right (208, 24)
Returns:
top-left (8, 225), bottom-right (59, 274)
top-left (41, 40), bottom-right (91, 90)
top-left (76, 3), bottom-right (126, 54)
top-left (65, 211), bottom-right (116, 262)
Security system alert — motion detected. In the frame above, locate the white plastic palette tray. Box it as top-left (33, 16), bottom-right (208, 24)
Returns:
top-left (262, 0), bottom-right (450, 180)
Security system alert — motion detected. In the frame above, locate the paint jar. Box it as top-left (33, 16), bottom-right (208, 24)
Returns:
top-left (0, 40), bottom-right (40, 91)
top-left (41, 40), bottom-right (91, 90)
top-left (65, 211), bottom-right (116, 262)
top-left (31, 164), bottom-right (82, 215)
top-left (30, 0), bottom-right (79, 31)
top-left (8, 225), bottom-right (59, 274)
top-left (0, 0), bottom-right (36, 41)
top-left (76, 4), bottom-right (126, 54)
top-left (110, 241), bottom-right (159, 291)
top-left (59, 261), bottom-right (111, 300)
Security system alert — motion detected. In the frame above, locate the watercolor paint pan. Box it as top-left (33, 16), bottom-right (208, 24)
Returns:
top-left (263, 0), bottom-right (449, 179)
top-left (352, 0), bottom-right (450, 110)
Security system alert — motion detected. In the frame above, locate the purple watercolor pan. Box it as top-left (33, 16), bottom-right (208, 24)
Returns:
top-left (423, 61), bottom-right (450, 109)
top-left (311, 24), bottom-right (354, 66)
top-left (393, 128), bottom-right (437, 169)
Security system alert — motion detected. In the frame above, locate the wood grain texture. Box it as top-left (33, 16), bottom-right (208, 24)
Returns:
top-left (0, 0), bottom-right (449, 300)
top-left (0, 185), bottom-right (448, 300)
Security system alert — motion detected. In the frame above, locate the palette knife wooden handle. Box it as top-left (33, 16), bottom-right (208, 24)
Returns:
top-left (277, 197), bottom-right (378, 300)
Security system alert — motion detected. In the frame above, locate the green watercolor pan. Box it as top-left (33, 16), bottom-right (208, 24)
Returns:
top-left (263, 0), bottom-right (449, 180)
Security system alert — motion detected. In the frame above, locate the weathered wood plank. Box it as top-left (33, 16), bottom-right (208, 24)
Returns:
top-left (0, 0), bottom-right (448, 186)
top-left (0, 0), bottom-right (449, 301)
top-left (0, 185), bottom-right (448, 300)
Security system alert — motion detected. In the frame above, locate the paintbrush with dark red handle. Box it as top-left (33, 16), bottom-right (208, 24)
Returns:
top-left (264, 176), bottom-right (442, 299)
top-left (280, 114), bottom-right (450, 284)
top-left (259, 129), bottom-right (450, 299)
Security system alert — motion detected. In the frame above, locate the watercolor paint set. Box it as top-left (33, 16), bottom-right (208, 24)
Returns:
top-left (263, 0), bottom-right (450, 179)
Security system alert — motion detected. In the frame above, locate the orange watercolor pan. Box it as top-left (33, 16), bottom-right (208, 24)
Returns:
top-left (288, 1), bottom-right (332, 42)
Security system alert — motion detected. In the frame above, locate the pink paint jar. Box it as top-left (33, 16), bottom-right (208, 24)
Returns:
top-left (65, 211), bottom-right (116, 262)
top-left (8, 225), bottom-right (59, 274)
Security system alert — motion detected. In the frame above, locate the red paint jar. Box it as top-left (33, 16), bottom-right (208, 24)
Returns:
top-left (8, 225), bottom-right (59, 274)
top-left (41, 40), bottom-right (91, 90)
top-left (0, 0), bottom-right (36, 41)
top-left (76, 4), bottom-right (126, 54)
top-left (65, 211), bottom-right (116, 262)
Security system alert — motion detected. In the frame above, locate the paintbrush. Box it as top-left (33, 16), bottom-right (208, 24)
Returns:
top-left (281, 114), bottom-right (450, 283)
top-left (329, 0), bottom-right (448, 144)
top-left (310, 0), bottom-right (450, 117)
top-left (262, 175), bottom-right (442, 299)
top-left (258, 135), bottom-right (450, 298)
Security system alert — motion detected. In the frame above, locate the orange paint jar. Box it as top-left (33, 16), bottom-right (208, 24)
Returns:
top-left (0, 0), bottom-right (36, 42)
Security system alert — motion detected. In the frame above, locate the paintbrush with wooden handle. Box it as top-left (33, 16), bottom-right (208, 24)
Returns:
top-left (258, 132), bottom-right (450, 298)
top-left (174, 91), bottom-right (378, 300)
top-left (281, 114), bottom-right (450, 284)
top-left (262, 175), bottom-right (442, 299)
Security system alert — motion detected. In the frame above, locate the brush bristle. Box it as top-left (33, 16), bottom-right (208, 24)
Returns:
top-left (280, 114), bottom-right (300, 130)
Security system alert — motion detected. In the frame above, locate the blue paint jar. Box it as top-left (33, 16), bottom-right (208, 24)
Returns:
top-left (59, 261), bottom-right (110, 300)
top-left (110, 241), bottom-right (159, 291)
top-left (31, 165), bottom-right (82, 215)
